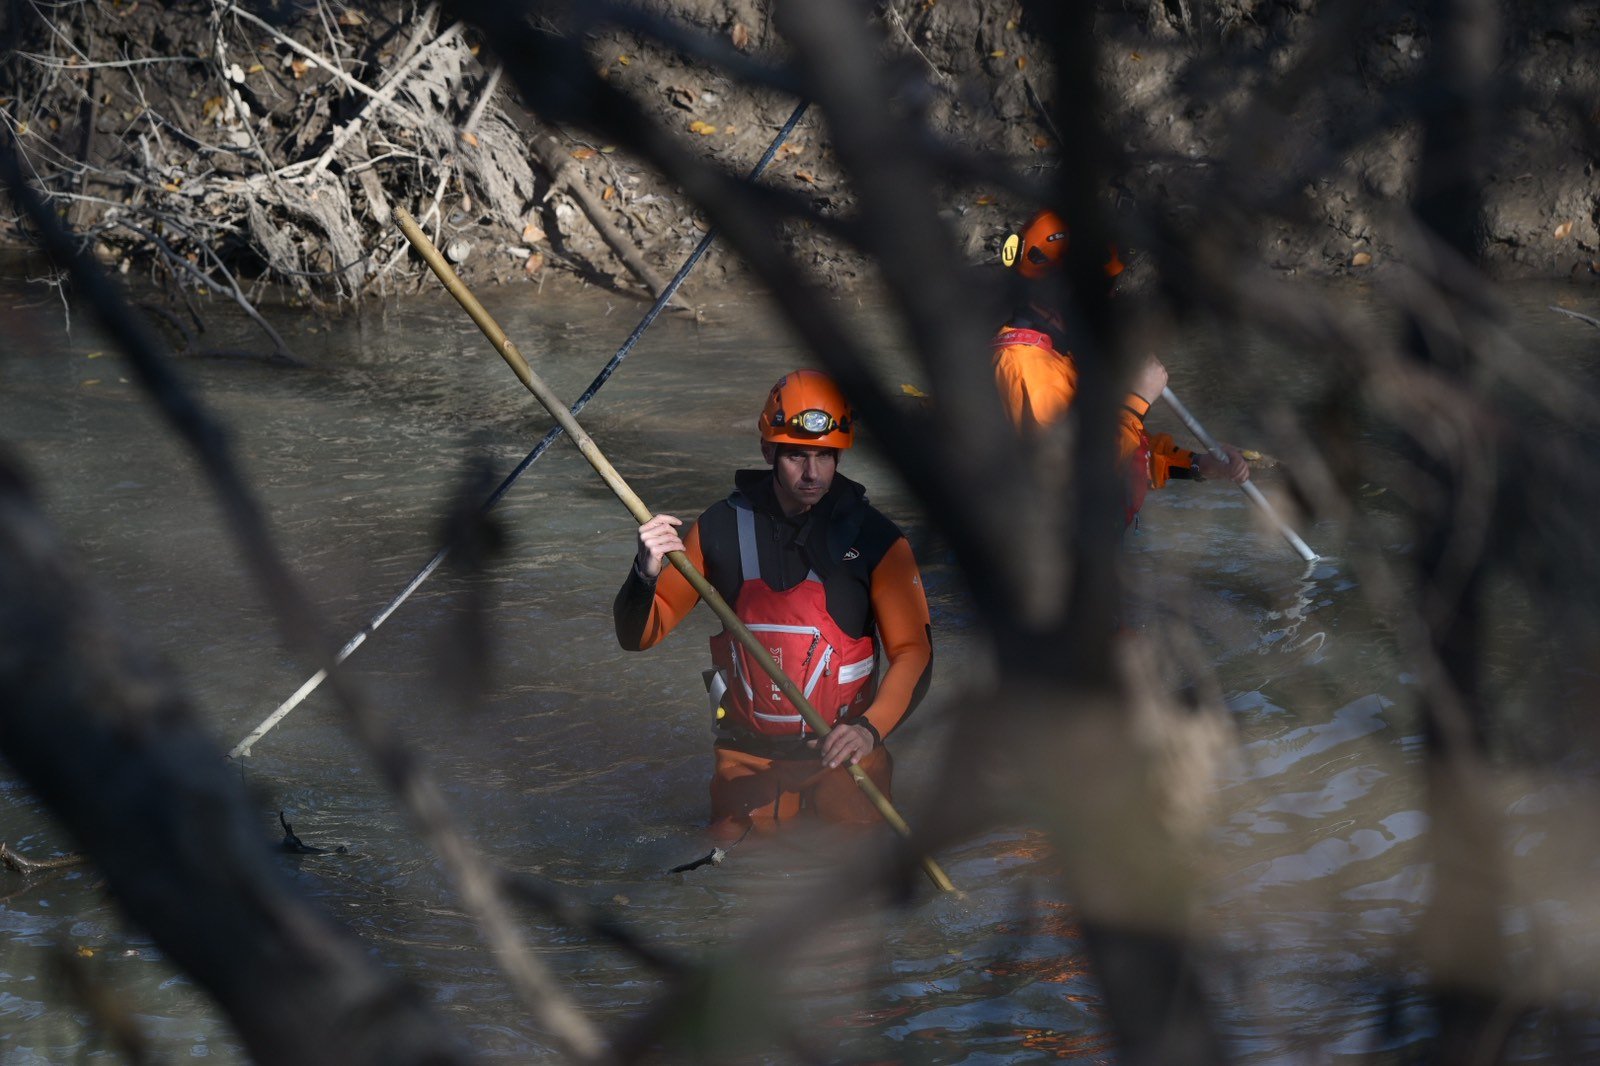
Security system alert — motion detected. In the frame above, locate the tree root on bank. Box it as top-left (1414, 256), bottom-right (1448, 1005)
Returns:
top-left (1, 0), bottom-right (675, 321)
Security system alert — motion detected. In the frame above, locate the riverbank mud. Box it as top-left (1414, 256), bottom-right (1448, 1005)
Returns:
top-left (2, 1), bottom-right (1596, 310)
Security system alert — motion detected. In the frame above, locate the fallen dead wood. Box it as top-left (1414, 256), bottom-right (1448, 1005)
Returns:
top-left (1549, 304), bottom-right (1600, 331)
top-left (1, 0), bottom-right (675, 312)
top-left (0, 842), bottom-right (88, 874)
top-left (528, 128), bottom-right (670, 297)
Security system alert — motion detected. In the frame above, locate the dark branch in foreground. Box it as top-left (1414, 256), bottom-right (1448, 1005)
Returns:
top-left (0, 452), bottom-right (469, 1066)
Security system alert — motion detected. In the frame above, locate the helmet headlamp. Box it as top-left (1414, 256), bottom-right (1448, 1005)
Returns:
top-left (758, 369), bottom-right (855, 449)
top-left (788, 408), bottom-right (839, 436)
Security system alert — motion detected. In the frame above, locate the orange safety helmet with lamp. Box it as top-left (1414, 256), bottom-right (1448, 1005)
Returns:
top-left (758, 368), bottom-right (855, 450)
top-left (1002, 209), bottom-right (1125, 282)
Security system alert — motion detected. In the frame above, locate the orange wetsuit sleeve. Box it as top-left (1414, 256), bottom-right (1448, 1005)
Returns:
top-left (614, 521), bottom-right (706, 651)
top-left (1119, 395), bottom-right (1196, 490)
top-left (994, 342), bottom-right (1077, 433)
top-left (862, 537), bottom-right (933, 739)
top-left (1146, 432), bottom-right (1196, 488)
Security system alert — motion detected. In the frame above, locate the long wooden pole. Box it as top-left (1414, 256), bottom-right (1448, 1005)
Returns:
top-left (396, 209), bottom-right (955, 893)
top-left (231, 102), bottom-right (810, 761)
top-left (1160, 386), bottom-right (1318, 563)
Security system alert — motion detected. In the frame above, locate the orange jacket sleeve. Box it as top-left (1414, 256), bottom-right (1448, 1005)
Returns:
top-left (1119, 395), bottom-right (1196, 489)
top-left (862, 537), bottom-right (933, 739)
top-left (1146, 432), bottom-right (1196, 488)
top-left (616, 522), bottom-right (705, 650)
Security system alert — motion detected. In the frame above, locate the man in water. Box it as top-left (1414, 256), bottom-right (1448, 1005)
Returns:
top-left (993, 209), bottom-right (1250, 526)
top-left (613, 369), bottom-right (933, 841)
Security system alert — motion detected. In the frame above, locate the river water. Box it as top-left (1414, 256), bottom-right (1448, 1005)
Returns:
top-left (2, 270), bottom-right (1598, 1063)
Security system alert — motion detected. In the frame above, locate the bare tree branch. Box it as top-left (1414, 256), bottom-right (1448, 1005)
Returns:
top-left (0, 451), bottom-right (470, 1066)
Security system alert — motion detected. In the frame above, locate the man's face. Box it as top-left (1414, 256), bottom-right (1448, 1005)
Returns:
top-left (764, 443), bottom-right (838, 516)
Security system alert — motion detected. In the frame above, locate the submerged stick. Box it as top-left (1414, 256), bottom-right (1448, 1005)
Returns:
top-left (1161, 386), bottom-right (1318, 562)
top-left (1549, 304), bottom-right (1600, 331)
top-left (398, 209), bottom-right (956, 894)
top-left (230, 101), bottom-right (810, 760)
top-left (0, 843), bottom-right (88, 874)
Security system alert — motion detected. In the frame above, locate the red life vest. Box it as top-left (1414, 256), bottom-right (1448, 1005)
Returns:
top-left (993, 326), bottom-right (1053, 352)
top-left (707, 504), bottom-right (877, 736)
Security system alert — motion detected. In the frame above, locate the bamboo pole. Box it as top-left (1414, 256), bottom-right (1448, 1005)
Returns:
top-left (230, 102), bottom-right (811, 761)
top-left (397, 208), bottom-right (955, 893)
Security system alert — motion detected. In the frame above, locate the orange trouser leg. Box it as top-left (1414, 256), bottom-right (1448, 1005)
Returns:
top-left (709, 746), bottom-right (801, 838)
top-left (804, 746), bottom-right (893, 827)
top-left (709, 745), bottom-right (894, 836)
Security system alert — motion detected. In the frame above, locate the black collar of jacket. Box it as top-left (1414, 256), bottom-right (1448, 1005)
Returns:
top-left (730, 469), bottom-right (871, 578)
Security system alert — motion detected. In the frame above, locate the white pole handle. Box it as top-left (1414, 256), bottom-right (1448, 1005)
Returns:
top-left (1160, 386), bottom-right (1318, 563)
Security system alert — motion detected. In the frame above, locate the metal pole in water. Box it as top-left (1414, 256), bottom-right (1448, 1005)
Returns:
top-left (1160, 386), bottom-right (1318, 563)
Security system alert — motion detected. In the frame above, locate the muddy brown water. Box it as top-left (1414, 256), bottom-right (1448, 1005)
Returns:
top-left (2, 273), bottom-right (1599, 1062)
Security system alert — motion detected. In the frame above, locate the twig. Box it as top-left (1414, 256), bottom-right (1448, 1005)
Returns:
top-left (297, 17), bottom-right (463, 180)
top-left (1549, 304), bottom-right (1600, 331)
top-left (209, 10), bottom-right (298, 219)
top-left (72, 66), bottom-right (99, 228)
top-left (1023, 75), bottom-right (1066, 149)
top-left (25, 269), bottom-right (71, 335)
top-left (17, 51), bottom-right (204, 71)
top-left (312, 0), bottom-right (350, 63)
top-left (210, 1), bottom-right (426, 129)
top-left (29, 5), bottom-right (91, 65)
top-left (418, 161), bottom-right (455, 235)
top-left (111, 217), bottom-right (296, 360)
top-left (530, 131), bottom-right (669, 297)
top-left (1, 842), bottom-right (88, 873)
top-left (461, 61), bottom-right (502, 136)
top-left (884, 6), bottom-right (952, 87)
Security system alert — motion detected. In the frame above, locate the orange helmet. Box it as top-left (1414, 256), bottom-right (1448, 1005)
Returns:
top-left (1007, 209), bottom-right (1069, 279)
top-left (1004, 210), bottom-right (1126, 282)
top-left (759, 369), bottom-right (854, 450)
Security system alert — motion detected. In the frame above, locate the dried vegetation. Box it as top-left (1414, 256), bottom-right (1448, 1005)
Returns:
top-left (0, 0), bottom-right (752, 334)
